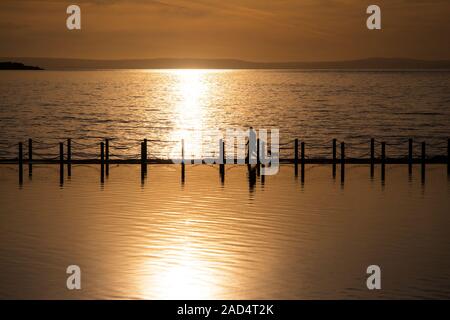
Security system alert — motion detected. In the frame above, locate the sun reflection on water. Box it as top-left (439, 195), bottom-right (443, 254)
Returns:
top-left (140, 242), bottom-right (221, 299)
top-left (168, 70), bottom-right (210, 160)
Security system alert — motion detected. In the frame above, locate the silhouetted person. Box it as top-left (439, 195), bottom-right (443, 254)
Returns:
top-left (246, 126), bottom-right (257, 166)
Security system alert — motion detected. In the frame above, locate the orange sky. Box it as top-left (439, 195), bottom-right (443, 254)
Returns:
top-left (0, 0), bottom-right (449, 61)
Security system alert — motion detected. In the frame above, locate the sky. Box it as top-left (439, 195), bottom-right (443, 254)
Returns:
top-left (0, 0), bottom-right (449, 61)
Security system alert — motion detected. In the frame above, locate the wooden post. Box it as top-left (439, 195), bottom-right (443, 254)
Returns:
top-left (447, 138), bottom-right (449, 177)
top-left (301, 141), bottom-right (305, 182)
top-left (67, 138), bottom-right (71, 177)
top-left (219, 139), bottom-right (224, 167)
top-left (28, 138), bottom-right (32, 177)
top-left (246, 137), bottom-right (249, 165)
top-left (219, 139), bottom-right (225, 182)
top-left (181, 139), bottom-right (185, 163)
top-left (140, 142), bottom-right (145, 181)
top-left (59, 142), bottom-right (64, 185)
top-left (257, 138), bottom-right (260, 165)
top-left (18, 142), bottom-right (23, 184)
top-left (256, 138), bottom-right (260, 176)
top-left (340, 142), bottom-right (345, 183)
top-left (370, 138), bottom-right (374, 178)
top-left (143, 138), bottom-right (147, 174)
top-left (408, 138), bottom-right (413, 175)
top-left (260, 141), bottom-right (265, 185)
top-left (381, 142), bottom-right (386, 181)
top-left (294, 139), bottom-right (299, 177)
top-left (332, 139), bottom-right (336, 178)
top-left (421, 141), bottom-right (426, 182)
top-left (222, 140), bottom-right (226, 165)
top-left (100, 141), bottom-right (105, 183)
top-left (105, 138), bottom-right (109, 176)
top-left (181, 139), bottom-right (185, 183)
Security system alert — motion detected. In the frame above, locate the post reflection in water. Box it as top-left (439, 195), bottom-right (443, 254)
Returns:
top-left (0, 165), bottom-right (450, 299)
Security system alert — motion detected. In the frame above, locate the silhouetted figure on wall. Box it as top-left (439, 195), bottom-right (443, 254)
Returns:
top-left (246, 126), bottom-right (257, 166)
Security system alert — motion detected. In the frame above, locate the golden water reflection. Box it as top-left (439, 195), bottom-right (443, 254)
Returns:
top-left (141, 244), bottom-right (220, 299)
top-left (1, 165), bottom-right (450, 299)
top-left (168, 70), bottom-right (211, 160)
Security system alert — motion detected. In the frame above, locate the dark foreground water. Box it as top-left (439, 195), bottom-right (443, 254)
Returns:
top-left (0, 164), bottom-right (449, 299)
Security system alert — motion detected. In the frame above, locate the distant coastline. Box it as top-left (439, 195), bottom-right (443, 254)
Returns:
top-left (0, 57), bottom-right (449, 71)
top-left (0, 62), bottom-right (43, 70)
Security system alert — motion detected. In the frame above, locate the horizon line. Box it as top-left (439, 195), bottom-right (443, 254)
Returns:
top-left (2, 57), bottom-right (450, 71)
top-left (2, 56), bottom-right (450, 63)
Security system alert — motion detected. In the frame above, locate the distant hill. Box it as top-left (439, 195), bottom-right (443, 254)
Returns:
top-left (0, 57), bottom-right (449, 70)
top-left (0, 62), bottom-right (43, 70)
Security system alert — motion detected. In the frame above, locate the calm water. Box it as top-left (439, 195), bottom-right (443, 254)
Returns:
top-left (0, 70), bottom-right (449, 160)
top-left (0, 164), bottom-right (449, 299)
top-left (1, 70), bottom-right (449, 299)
